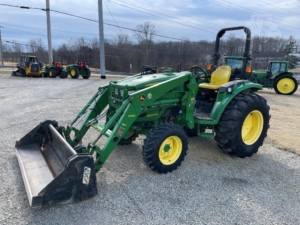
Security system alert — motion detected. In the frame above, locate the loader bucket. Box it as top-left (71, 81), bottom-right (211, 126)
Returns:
top-left (15, 120), bottom-right (97, 208)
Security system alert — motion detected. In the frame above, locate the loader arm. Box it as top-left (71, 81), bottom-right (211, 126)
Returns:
top-left (65, 72), bottom-right (198, 171)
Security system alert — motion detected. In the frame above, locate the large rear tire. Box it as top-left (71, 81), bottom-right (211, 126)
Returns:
top-left (215, 92), bottom-right (270, 158)
top-left (49, 69), bottom-right (57, 78)
top-left (274, 75), bottom-right (298, 95)
top-left (60, 71), bottom-right (67, 79)
top-left (142, 123), bottom-right (188, 173)
top-left (70, 67), bottom-right (79, 79)
top-left (83, 68), bottom-right (91, 79)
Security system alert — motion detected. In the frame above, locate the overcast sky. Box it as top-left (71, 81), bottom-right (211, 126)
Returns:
top-left (0, 0), bottom-right (299, 50)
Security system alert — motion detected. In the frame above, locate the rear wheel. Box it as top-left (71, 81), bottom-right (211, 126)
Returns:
top-left (83, 68), bottom-right (91, 79)
top-left (215, 92), bottom-right (270, 158)
top-left (274, 76), bottom-right (298, 95)
top-left (60, 71), bottom-right (67, 79)
top-left (142, 123), bottom-right (188, 173)
top-left (49, 69), bottom-right (57, 78)
top-left (70, 67), bottom-right (79, 79)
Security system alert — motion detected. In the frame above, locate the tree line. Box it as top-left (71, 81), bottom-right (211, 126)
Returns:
top-left (2, 22), bottom-right (299, 72)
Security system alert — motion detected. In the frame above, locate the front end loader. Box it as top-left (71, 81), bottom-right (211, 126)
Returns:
top-left (15, 27), bottom-right (270, 208)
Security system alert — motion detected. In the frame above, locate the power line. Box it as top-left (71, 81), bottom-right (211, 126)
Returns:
top-left (128, 0), bottom-right (220, 27)
top-left (0, 4), bottom-right (188, 41)
top-left (203, 0), bottom-right (300, 29)
top-left (103, 0), bottom-right (123, 34)
top-left (257, 0), bottom-right (300, 16)
top-left (106, 0), bottom-right (215, 34)
top-left (107, 0), bottom-right (216, 33)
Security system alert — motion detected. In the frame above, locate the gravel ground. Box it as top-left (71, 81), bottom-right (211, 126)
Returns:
top-left (0, 74), bottom-right (300, 225)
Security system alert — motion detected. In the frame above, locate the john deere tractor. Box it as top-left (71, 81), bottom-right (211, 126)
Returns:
top-left (15, 26), bottom-right (270, 208)
top-left (66, 55), bottom-right (91, 79)
top-left (11, 55), bottom-right (43, 77)
top-left (43, 54), bottom-right (67, 79)
top-left (221, 54), bottom-right (298, 95)
top-left (251, 60), bottom-right (298, 95)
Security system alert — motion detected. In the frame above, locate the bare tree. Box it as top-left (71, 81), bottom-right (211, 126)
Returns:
top-left (134, 22), bottom-right (156, 64)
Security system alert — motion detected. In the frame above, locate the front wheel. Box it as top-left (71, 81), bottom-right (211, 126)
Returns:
top-left (118, 132), bottom-right (138, 145)
top-left (215, 92), bottom-right (270, 158)
top-left (142, 123), bottom-right (188, 173)
top-left (274, 76), bottom-right (298, 95)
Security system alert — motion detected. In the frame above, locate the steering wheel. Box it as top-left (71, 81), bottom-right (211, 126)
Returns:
top-left (190, 66), bottom-right (208, 81)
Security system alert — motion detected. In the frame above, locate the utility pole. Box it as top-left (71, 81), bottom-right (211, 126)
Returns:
top-left (0, 29), bottom-right (4, 67)
top-left (46, 0), bottom-right (53, 64)
top-left (98, 0), bottom-right (106, 79)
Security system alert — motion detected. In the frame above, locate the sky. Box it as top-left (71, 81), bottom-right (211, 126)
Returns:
top-left (0, 0), bottom-right (299, 50)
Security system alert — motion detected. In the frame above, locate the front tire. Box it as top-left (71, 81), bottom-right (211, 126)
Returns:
top-left (215, 92), bottom-right (270, 158)
top-left (118, 132), bottom-right (138, 145)
top-left (274, 75), bottom-right (298, 95)
top-left (142, 123), bottom-right (188, 173)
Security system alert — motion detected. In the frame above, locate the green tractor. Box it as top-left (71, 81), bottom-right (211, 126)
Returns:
top-left (222, 55), bottom-right (298, 95)
top-left (66, 54), bottom-right (91, 79)
top-left (15, 26), bottom-right (270, 208)
top-left (251, 60), bottom-right (298, 95)
top-left (43, 54), bottom-right (68, 79)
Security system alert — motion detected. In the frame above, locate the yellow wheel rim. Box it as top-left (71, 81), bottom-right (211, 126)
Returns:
top-left (242, 110), bottom-right (264, 145)
top-left (159, 136), bottom-right (182, 165)
top-left (70, 69), bottom-right (75, 76)
top-left (49, 70), bottom-right (52, 77)
top-left (277, 78), bottom-right (295, 94)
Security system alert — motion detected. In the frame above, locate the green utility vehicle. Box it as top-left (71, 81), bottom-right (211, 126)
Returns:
top-left (223, 56), bottom-right (298, 95)
top-left (66, 54), bottom-right (91, 79)
top-left (15, 26), bottom-right (270, 208)
top-left (43, 54), bottom-right (67, 79)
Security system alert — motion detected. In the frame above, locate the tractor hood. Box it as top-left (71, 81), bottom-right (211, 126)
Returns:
top-left (116, 72), bottom-right (188, 89)
top-left (252, 70), bottom-right (267, 76)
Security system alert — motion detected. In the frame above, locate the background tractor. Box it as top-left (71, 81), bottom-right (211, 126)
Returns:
top-left (66, 54), bottom-right (91, 79)
top-left (11, 55), bottom-right (43, 77)
top-left (219, 54), bottom-right (298, 95)
top-left (15, 26), bottom-right (270, 208)
top-left (43, 54), bottom-right (67, 79)
top-left (251, 60), bottom-right (298, 95)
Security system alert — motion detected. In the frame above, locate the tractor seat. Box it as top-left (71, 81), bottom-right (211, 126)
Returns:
top-left (199, 66), bottom-right (232, 90)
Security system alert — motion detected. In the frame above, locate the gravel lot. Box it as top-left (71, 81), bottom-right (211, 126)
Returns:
top-left (0, 74), bottom-right (300, 225)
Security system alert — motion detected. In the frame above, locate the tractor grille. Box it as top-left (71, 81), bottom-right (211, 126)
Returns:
top-left (31, 64), bottom-right (39, 73)
top-left (109, 83), bottom-right (135, 107)
top-left (109, 85), bottom-right (124, 107)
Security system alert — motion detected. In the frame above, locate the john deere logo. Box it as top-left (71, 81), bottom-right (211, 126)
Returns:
top-left (139, 95), bottom-right (145, 101)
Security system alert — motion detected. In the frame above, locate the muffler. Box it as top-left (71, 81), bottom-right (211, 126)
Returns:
top-left (15, 120), bottom-right (97, 208)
